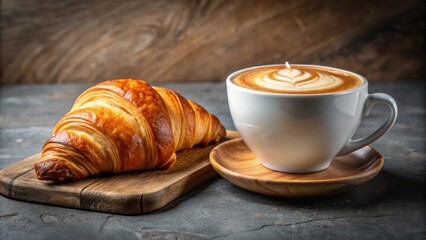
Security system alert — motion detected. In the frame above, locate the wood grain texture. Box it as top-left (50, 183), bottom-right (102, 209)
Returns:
top-left (210, 139), bottom-right (384, 197)
top-left (0, 130), bottom-right (238, 214)
top-left (1, 0), bottom-right (424, 84)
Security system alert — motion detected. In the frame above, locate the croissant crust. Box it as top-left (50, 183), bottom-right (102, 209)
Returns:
top-left (35, 79), bottom-right (226, 181)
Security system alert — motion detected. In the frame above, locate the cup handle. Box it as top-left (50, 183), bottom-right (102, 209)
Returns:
top-left (337, 93), bottom-right (398, 156)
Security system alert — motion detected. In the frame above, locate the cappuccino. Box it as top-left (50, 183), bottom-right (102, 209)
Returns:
top-left (227, 63), bottom-right (398, 173)
top-left (232, 63), bottom-right (363, 94)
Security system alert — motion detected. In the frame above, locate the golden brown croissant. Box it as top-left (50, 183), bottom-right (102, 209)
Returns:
top-left (35, 79), bottom-right (226, 181)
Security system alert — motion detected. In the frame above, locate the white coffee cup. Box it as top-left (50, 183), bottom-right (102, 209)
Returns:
top-left (227, 64), bottom-right (398, 173)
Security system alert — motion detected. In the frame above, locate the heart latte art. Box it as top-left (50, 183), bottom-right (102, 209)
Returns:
top-left (232, 64), bottom-right (363, 94)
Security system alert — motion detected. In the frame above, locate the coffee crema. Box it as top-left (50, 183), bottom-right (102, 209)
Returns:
top-left (231, 64), bottom-right (363, 94)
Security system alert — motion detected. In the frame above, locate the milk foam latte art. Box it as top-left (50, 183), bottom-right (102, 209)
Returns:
top-left (232, 62), bottom-right (363, 94)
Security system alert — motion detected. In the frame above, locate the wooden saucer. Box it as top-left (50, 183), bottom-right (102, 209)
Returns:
top-left (210, 138), bottom-right (384, 197)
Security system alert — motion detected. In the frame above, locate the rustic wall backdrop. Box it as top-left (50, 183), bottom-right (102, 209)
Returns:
top-left (1, 0), bottom-right (424, 84)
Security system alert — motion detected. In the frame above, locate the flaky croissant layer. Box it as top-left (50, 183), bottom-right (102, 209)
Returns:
top-left (35, 79), bottom-right (226, 181)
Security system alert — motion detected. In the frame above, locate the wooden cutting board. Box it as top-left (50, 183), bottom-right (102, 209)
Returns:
top-left (0, 130), bottom-right (239, 215)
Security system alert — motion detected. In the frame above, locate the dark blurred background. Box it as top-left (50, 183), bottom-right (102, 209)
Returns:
top-left (1, 0), bottom-right (425, 84)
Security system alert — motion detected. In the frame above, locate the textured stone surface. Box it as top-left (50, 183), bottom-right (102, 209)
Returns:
top-left (0, 81), bottom-right (425, 240)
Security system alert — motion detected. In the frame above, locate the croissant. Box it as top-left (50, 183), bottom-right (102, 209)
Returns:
top-left (35, 79), bottom-right (226, 181)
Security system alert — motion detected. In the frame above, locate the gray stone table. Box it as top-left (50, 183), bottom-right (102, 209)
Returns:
top-left (0, 81), bottom-right (425, 240)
